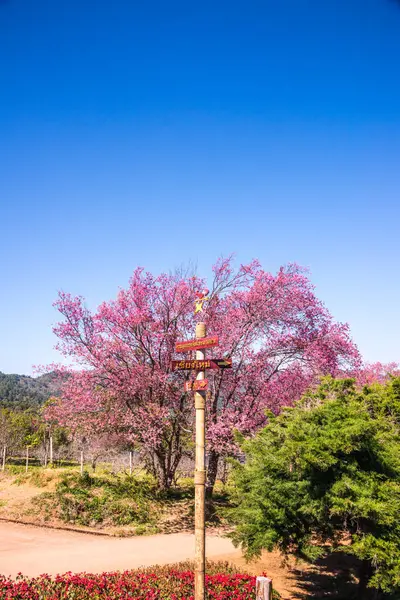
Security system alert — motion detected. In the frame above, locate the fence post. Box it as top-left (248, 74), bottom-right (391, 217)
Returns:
top-left (26, 446), bottom-right (29, 473)
top-left (256, 577), bottom-right (273, 600)
top-left (1, 445), bottom-right (6, 472)
top-left (80, 450), bottom-right (84, 475)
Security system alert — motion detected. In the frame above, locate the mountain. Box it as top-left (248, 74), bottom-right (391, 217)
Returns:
top-left (0, 372), bottom-right (62, 410)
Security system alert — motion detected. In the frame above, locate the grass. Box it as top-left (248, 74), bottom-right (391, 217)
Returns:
top-left (0, 464), bottom-right (232, 534)
top-left (27, 469), bottom-right (161, 531)
top-left (12, 468), bottom-right (55, 487)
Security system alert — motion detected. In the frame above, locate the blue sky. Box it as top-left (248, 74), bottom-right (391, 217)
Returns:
top-left (1, 0), bottom-right (399, 375)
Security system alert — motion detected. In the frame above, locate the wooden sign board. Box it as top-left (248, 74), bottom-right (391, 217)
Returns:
top-left (184, 379), bottom-right (208, 392)
top-left (175, 336), bottom-right (219, 353)
top-left (171, 359), bottom-right (232, 371)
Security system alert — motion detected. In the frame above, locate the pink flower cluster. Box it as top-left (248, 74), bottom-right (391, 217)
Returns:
top-left (0, 569), bottom-right (259, 600)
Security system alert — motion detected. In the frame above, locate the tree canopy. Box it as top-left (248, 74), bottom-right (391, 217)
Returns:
top-left (47, 258), bottom-right (360, 491)
top-left (228, 377), bottom-right (400, 598)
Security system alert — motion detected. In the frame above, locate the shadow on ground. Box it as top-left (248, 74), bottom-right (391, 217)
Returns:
top-left (290, 552), bottom-right (385, 600)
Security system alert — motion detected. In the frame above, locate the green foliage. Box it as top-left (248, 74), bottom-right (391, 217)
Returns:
top-left (0, 408), bottom-right (39, 448)
top-left (163, 476), bottom-right (194, 500)
top-left (228, 377), bottom-right (400, 596)
top-left (48, 471), bottom-right (161, 529)
top-left (13, 468), bottom-right (55, 488)
top-left (0, 403), bottom-right (70, 463)
top-left (0, 371), bottom-right (61, 410)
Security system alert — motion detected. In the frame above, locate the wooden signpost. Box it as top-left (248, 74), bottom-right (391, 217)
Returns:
top-left (172, 291), bottom-right (233, 600)
top-left (193, 321), bottom-right (207, 600)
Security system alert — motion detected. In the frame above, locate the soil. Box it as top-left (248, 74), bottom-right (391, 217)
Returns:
top-left (0, 480), bottom-right (43, 515)
top-left (0, 521), bottom-right (236, 578)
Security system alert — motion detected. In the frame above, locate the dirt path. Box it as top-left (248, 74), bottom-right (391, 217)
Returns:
top-left (0, 521), bottom-right (236, 578)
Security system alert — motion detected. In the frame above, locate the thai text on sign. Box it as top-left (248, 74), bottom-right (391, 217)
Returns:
top-left (171, 359), bottom-right (232, 371)
top-left (184, 379), bottom-right (208, 392)
top-left (172, 360), bottom-right (210, 371)
top-left (175, 336), bottom-right (219, 353)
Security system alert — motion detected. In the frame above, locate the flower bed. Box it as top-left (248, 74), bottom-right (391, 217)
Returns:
top-left (0, 562), bottom-right (279, 600)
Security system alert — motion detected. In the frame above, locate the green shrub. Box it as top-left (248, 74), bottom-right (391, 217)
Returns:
top-left (54, 471), bottom-right (160, 528)
top-left (228, 377), bottom-right (400, 599)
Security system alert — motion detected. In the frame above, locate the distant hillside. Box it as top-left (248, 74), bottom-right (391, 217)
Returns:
top-left (0, 371), bottom-right (62, 410)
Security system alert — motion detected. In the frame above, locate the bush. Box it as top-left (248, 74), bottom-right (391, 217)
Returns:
top-left (228, 377), bottom-right (400, 599)
top-left (53, 471), bottom-right (160, 528)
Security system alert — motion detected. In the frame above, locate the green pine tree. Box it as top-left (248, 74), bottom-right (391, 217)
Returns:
top-left (228, 377), bottom-right (400, 598)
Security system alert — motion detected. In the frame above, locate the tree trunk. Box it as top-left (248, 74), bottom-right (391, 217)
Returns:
top-left (221, 458), bottom-right (228, 484)
top-left (358, 559), bottom-right (376, 599)
top-left (150, 431), bottom-right (183, 491)
top-left (2, 445), bottom-right (6, 472)
top-left (206, 450), bottom-right (220, 499)
top-left (155, 451), bottom-right (182, 490)
top-left (149, 450), bottom-right (173, 490)
top-left (162, 469), bottom-right (174, 490)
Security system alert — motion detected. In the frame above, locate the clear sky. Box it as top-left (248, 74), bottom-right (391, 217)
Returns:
top-left (1, 0), bottom-right (399, 375)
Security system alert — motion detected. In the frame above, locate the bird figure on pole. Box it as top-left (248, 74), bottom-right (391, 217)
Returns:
top-left (194, 289), bottom-right (209, 314)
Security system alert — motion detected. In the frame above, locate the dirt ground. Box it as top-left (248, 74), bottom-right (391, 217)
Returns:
top-left (0, 521), bottom-right (235, 578)
top-left (0, 472), bottom-right (58, 522)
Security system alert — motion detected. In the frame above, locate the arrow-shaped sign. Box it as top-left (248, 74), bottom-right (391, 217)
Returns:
top-left (211, 359), bottom-right (232, 368)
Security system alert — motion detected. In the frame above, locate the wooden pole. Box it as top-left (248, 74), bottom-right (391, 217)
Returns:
top-left (2, 445), bottom-right (6, 472)
top-left (26, 446), bottom-right (29, 473)
top-left (49, 435), bottom-right (53, 465)
top-left (80, 450), bottom-right (84, 475)
top-left (256, 576), bottom-right (273, 600)
top-left (194, 321), bottom-right (206, 600)
top-left (129, 451), bottom-right (133, 476)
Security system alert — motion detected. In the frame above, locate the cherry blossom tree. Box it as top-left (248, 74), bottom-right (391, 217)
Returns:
top-left (47, 258), bottom-right (360, 492)
top-left (354, 362), bottom-right (400, 386)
